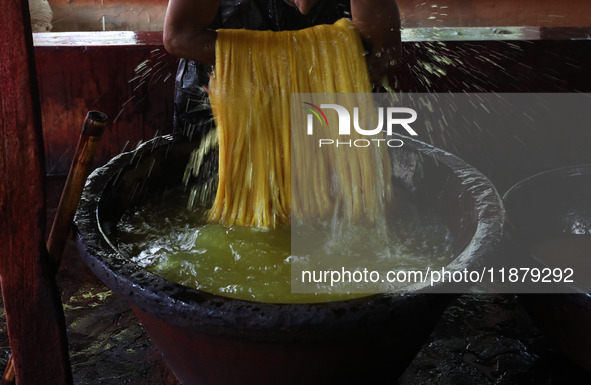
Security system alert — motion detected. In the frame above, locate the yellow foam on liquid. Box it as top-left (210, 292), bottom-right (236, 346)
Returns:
top-left (117, 188), bottom-right (453, 303)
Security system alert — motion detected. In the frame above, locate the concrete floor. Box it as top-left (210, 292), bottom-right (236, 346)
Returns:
top-left (1, 176), bottom-right (590, 384)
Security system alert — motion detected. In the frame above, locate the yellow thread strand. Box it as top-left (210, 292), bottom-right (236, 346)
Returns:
top-left (207, 19), bottom-right (393, 229)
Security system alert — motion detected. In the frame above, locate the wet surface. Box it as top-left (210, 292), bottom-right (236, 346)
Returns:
top-left (402, 295), bottom-right (591, 384)
top-left (0, 176), bottom-right (178, 384)
top-left (1, 176), bottom-right (590, 384)
top-left (56, 239), bottom-right (179, 385)
top-left (52, 176), bottom-right (179, 384)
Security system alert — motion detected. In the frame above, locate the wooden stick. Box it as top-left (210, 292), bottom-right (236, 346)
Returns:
top-left (2, 359), bottom-right (15, 385)
top-left (47, 110), bottom-right (108, 267)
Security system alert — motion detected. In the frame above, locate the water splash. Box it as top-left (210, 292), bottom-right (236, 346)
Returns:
top-left (114, 48), bottom-right (174, 123)
top-left (183, 128), bottom-right (219, 210)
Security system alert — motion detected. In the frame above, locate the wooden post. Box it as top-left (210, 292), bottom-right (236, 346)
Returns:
top-left (0, 0), bottom-right (73, 384)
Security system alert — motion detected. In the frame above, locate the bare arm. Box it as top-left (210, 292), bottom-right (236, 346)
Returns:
top-left (351, 0), bottom-right (402, 89)
top-left (163, 0), bottom-right (219, 65)
top-left (163, 0), bottom-right (402, 86)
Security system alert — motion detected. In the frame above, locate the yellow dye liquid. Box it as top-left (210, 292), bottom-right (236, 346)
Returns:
top-left (116, 188), bottom-right (453, 303)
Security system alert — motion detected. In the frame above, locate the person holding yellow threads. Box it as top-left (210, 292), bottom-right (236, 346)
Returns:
top-left (163, 0), bottom-right (402, 140)
top-left (162, 1), bottom-right (401, 229)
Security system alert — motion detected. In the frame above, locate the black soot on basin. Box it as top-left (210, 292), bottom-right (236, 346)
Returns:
top-left (74, 134), bottom-right (504, 385)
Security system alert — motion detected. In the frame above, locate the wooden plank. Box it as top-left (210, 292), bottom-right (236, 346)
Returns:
top-left (0, 0), bottom-right (72, 384)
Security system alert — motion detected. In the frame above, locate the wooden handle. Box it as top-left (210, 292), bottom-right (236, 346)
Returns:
top-left (47, 111), bottom-right (108, 267)
top-left (2, 358), bottom-right (15, 385)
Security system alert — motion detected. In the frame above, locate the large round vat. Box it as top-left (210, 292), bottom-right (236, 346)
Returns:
top-left (74, 135), bottom-right (504, 385)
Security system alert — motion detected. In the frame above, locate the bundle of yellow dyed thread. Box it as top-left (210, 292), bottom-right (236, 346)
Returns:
top-left (206, 18), bottom-right (392, 229)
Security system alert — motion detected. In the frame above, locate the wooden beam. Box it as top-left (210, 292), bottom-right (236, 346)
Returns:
top-left (0, 0), bottom-right (72, 384)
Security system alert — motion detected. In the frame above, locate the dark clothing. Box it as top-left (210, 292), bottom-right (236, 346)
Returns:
top-left (173, 0), bottom-right (351, 139)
